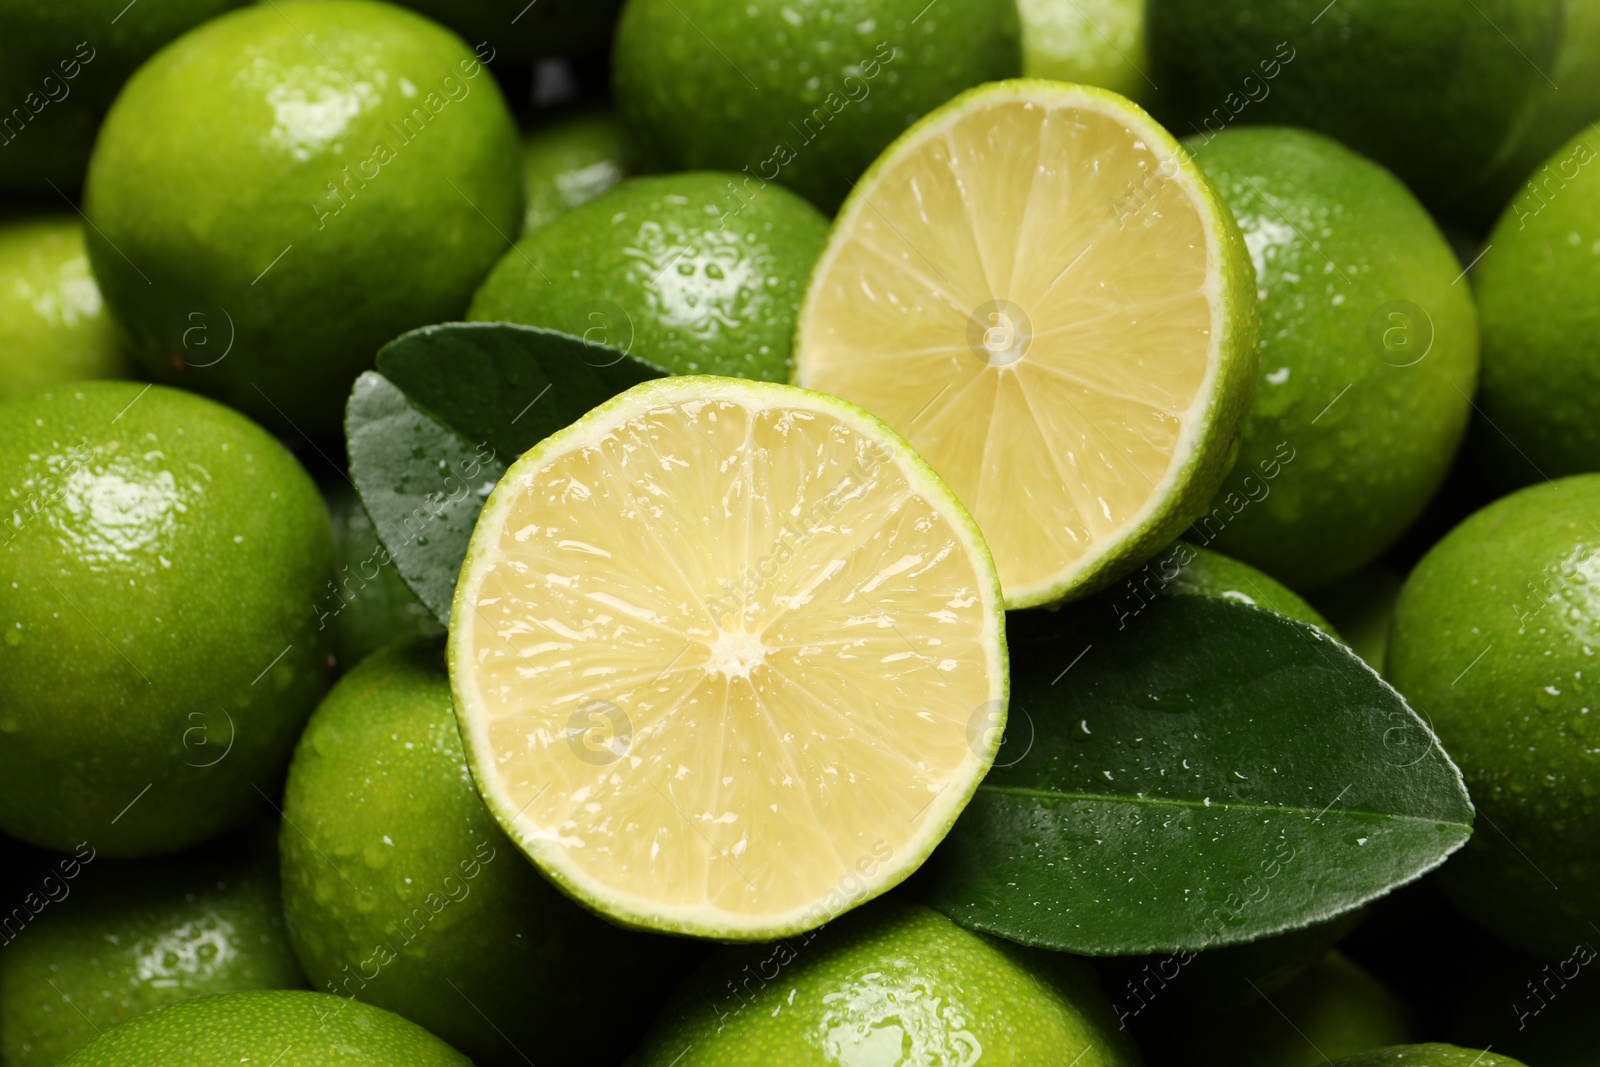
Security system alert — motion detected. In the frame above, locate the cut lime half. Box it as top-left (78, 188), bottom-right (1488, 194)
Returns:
top-left (448, 376), bottom-right (1007, 940)
top-left (794, 79), bottom-right (1260, 608)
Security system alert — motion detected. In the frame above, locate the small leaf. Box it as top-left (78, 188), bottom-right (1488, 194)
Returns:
top-left (916, 595), bottom-right (1474, 955)
top-left (345, 323), bottom-right (668, 624)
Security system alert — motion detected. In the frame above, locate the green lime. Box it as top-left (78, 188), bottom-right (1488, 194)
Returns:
top-left (1310, 566), bottom-right (1405, 673)
top-left (1473, 124), bottom-right (1600, 487)
top-left (281, 639), bottom-right (691, 1066)
top-left (1135, 951), bottom-right (1414, 1067)
top-left (0, 825), bottom-right (305, 1067)
top-left (520, 109), bottom-right (628, 235)
top-left (1387, 475), bottom-right (1600, 958)
top-left (0, 382), bottom-right (332, 857)
top-left (1183, 127), bottom-right (1478, 591)
top-left (1462, 0), bottom-right (1600, 223)
top-left (1146, 0), bottom-right (1563, 208)
top-left (321, 487), bottom-right (440, 671)
top-left (83, 0), bottom-right (523, 435)
top-left (1450, 948), bottom-right (1600, 1067)
top-left (1017, 0), bottom-right (1151, 103)
top-left (0, 215), bottom-right (132, 402)
top-left (630, 899), bottom-right (1138, 1067)
top-left (612, 0), bottom-right (1020, 211)
top-left (1329, 1045), bottom-right (1528, 1067)
top-left (1164, 542), bottom-right (1333, 630)
top-left (348, 0), bottom-right (620, 60)
top-left (470, 173), bottom-right (828, 380)
top-left (57, 989), bottom-right (469, 1065)
top-left (0, 0), bottom-right (244, 192)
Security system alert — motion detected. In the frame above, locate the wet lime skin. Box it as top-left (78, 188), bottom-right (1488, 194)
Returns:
top-left (0, 827), bottom-right (306, 1067)
top-left (1388, 475), bottom-right (1600, 959)
top-left (281, 640), bottom-right (691, 1067)
top-left (57, 989), bottom-right (471, 1066)
top-left (632, 899), bottom-right (1138, 1067)
top-left (83, 0), bottom-right (523, 435)
top-left (613, 0), bottom-right (1021, 211)
top-left (0, 0), bottom-right (245, 192)
top-left (470, 172), bottom-right (829, 380)
top-left (0, 382), bottom-right (332, 857)
top-left (0, 215), bottom-right (132, 401)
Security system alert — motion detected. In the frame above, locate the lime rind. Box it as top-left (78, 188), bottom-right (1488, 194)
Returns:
top-left (794, 78), bottom-right (1261, 609)
top-left (448, 375), bottom-right (1008, 940)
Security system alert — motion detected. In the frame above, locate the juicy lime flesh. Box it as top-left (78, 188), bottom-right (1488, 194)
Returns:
top-left (797, 90), bottom-right (1221, 607)
top-left (451, 379), bottom-right (1005, 938)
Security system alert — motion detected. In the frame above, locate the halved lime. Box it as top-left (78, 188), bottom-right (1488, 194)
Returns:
top-left (794, 79), bottom-right (1259, 608)
top-left (448, 376), bottom-right (1007, 940)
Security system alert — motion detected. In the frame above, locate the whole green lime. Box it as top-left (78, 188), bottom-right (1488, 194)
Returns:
top-left (1310, 566), bottom-right (1405, 672)
top-left (1387, 475), bottom-right (1600, 958)
top-left (1450, 948), bottom-right (1600, 1067)
top-left (349, 0), bottom-right (621, 59)
top-left (1146, 0), bottom-right (1563, 209)
top-left (0, 382), bottom-right (332, 856)
top-left (612, 0), bottom-right (1020, 211)
top-left (83, 0), bottom-right (523, 435)
top-left (1473, 124), bottom-right (1600, 487)
top-left (322, 487), bottom-right (440, 671)
top-left (470, 173), bottom-right (829, 379)
top-left (520, 109), bottom-right (628, 235)
top-left (1462, 0), bottom-right (1600, 223)
top-left (1184, 127), bottom-right (1478, 591)
top-left (0, 0), bottom-right (244, 192)
top-left (1165, 542), bottom-right (1333, 630)
top-left (0, 825), bottom-right (306, 1067)
top-left (631, 899), bottom-right (1138, 1067)
top-left (1329, 1045), bottom-right (1528, 1067)
top-left (57, 989), bottom-right (470, 1065)
top-left (1137, 951), bottom-right (1415, 1067)
top-left (1017, 0), bottom-right (1150, 103)
top-left (280, 639), bottom-right (690, 1067)
top-left (0, 216), bottom-right (132, 401)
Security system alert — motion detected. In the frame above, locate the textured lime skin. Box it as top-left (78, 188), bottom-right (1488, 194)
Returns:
top-left (613, 0), bottom-right (1021, 211)
top-left (0, 0), bottom-right (245, 192)
top-left (520, 109), bottom-right (628, 235)
top-left (1185, 128), bottom-right (1478, 591)
top-left (83, 1), bottom-right (523, 435)
top-left (322, 487), bottom-right (440, 671)
top-left (795, 79), bottom-right (1262, 608)
top-left (0, 827), bottom-right (306, 1067)
top-left (281, 640), bottom-right (689, 1066)
top-left (1330, 1045), bottom-right (1529, 1067)
top-left (57, 989), bottom-right (470, 1065)
top-left (0, 382), bottom-right (332, 856)
top-left (341, 0), bottom-right (621, 59)
top-left (1473, 125), bottom-right (1600, 487)
top-left (631, 899), bottom-right (1138, 1067)
top-left (471, 173), bottom-right (828, 380)
top-left (0, 216), bottom-right (132, 401)
top-left (1388, 476), bottom-right (1600, 959)
top-left (1463, 0), bottom-right (1600, 223)
top-left (1168, 543), bottom-right (1332, 630)
top-left (1146, 0), bottom-right (1562, 208)
top-left (1017, 0), bottom-right (1149, 103)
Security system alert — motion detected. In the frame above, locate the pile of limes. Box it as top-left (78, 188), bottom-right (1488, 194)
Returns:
top-left (1, 0), bottom-right (1598, 1064)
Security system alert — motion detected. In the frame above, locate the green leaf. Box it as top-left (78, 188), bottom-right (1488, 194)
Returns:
top-left (344, 323), bottom-right (668, 625)
top-left (916, 595), bottom-right (1474, 956)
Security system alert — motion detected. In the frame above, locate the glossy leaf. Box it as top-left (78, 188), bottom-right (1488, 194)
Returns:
top-left (916, 595), bottom-right (1474, 955)
top-left (344, 322), bottom-right (667, 624)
